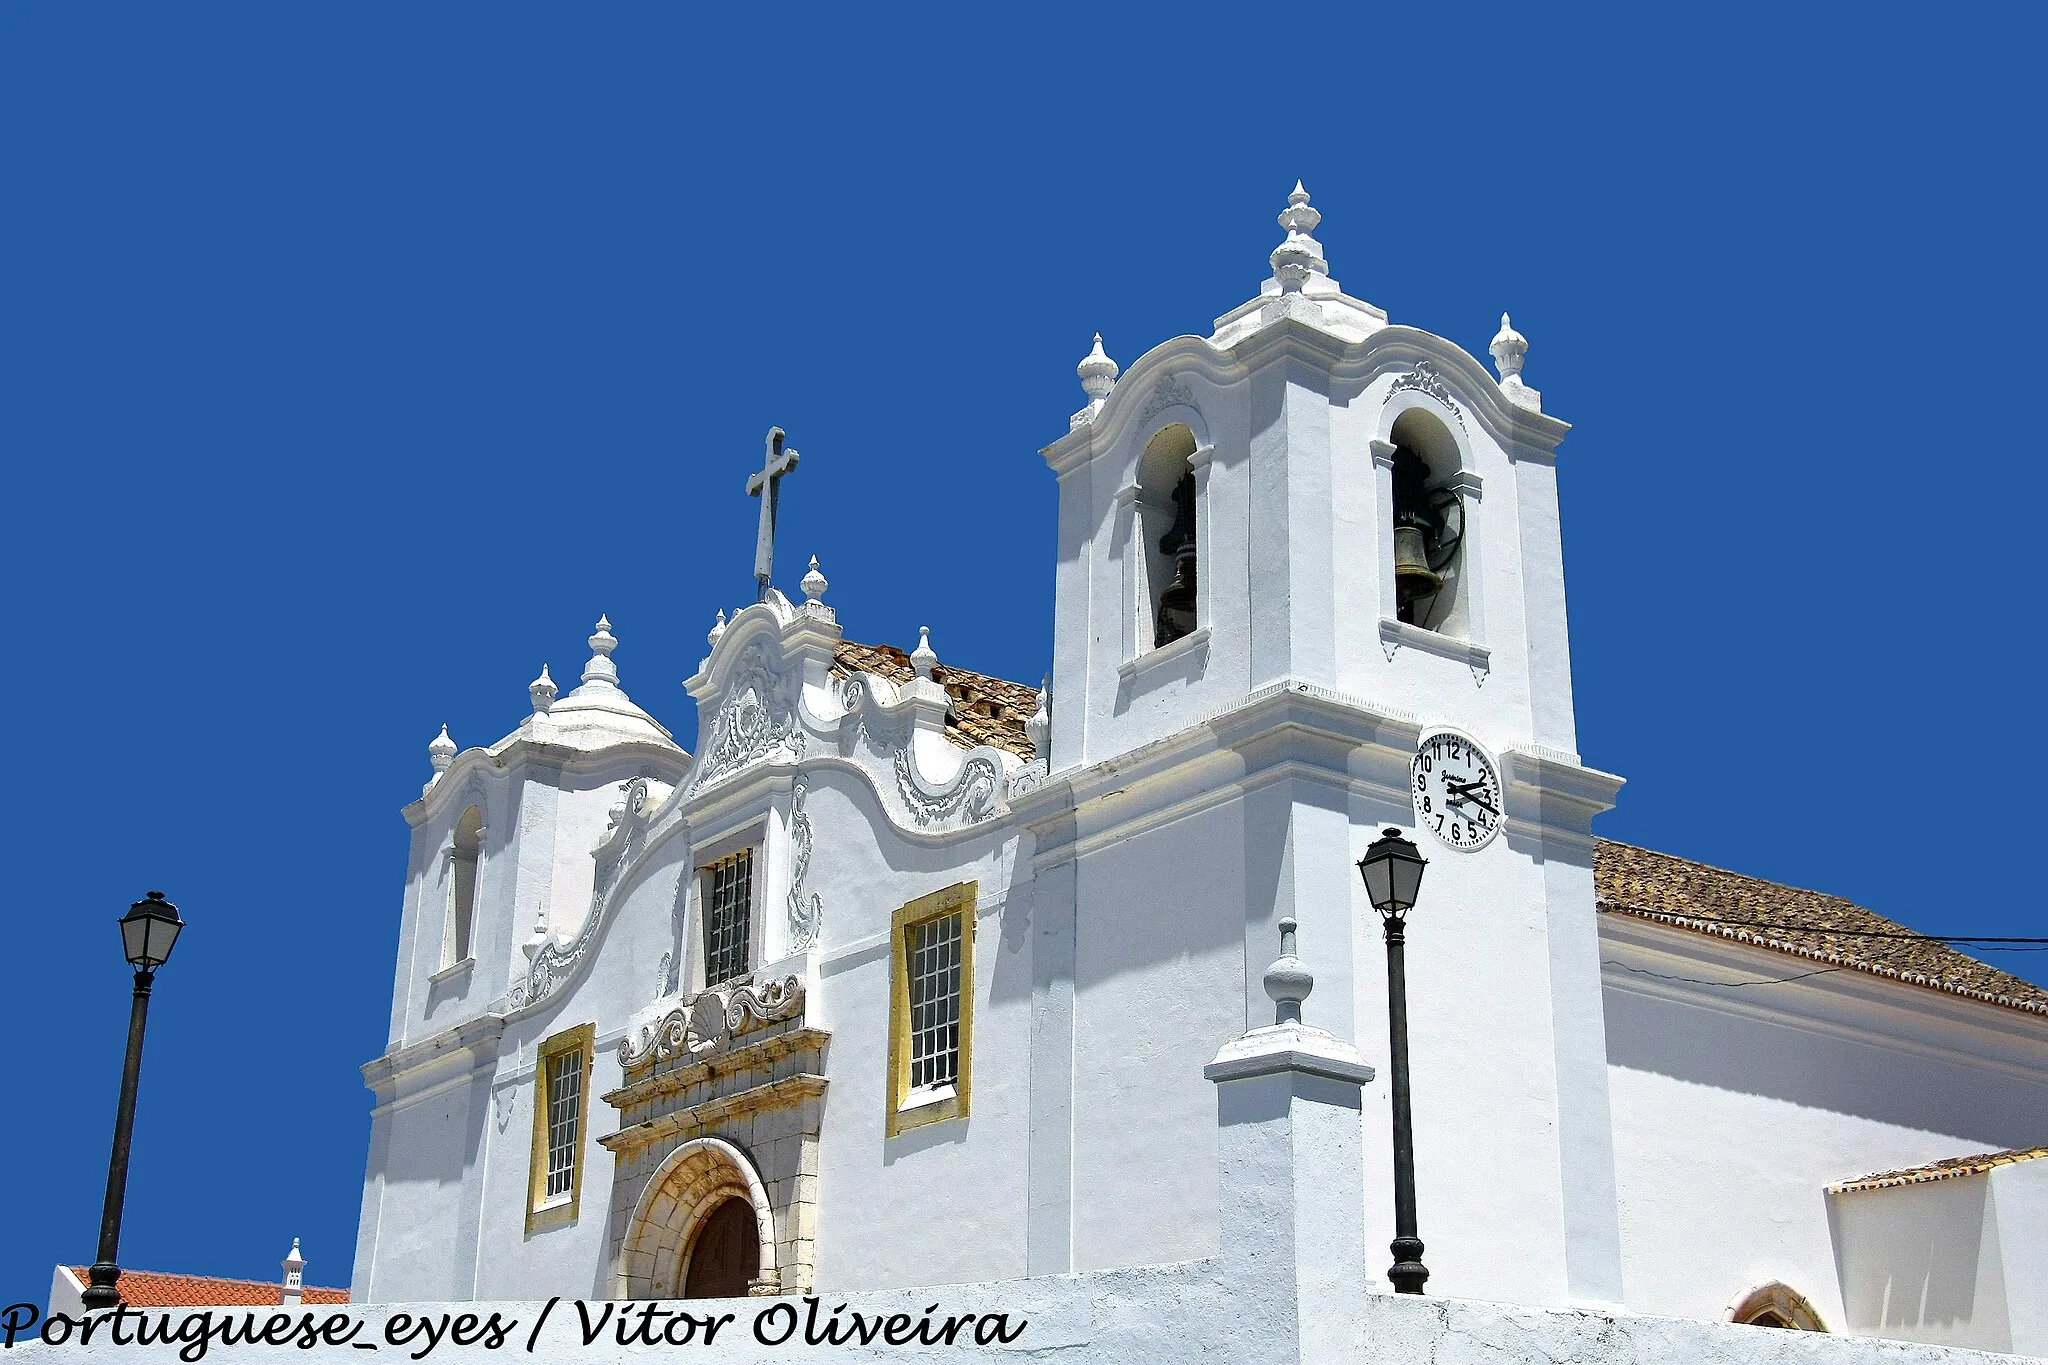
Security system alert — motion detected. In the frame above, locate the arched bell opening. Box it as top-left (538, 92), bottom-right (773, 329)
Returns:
top-left (1136, 423), bottom-right (1200, 651)
top-left (445, 805), bottom-right (483, 967)
top-left (617, 1136), bottom-right (778, 1300)
top-left (1387, 407), bottom-right (1469, 635)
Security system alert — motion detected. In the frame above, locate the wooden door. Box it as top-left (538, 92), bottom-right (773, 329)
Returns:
top-left (682, 1198), bottom-right (759, 1299)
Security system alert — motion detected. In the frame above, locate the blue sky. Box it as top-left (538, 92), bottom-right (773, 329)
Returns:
top-left (3, 1), bottom-right (2042, 1303)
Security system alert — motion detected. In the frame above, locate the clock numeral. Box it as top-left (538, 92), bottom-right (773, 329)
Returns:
top-left (1421, 795), bottom-right (1432, 814)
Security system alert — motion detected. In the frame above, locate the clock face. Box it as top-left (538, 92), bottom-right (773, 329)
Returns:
top-left (1412, 730), bottom-right (1503, 850)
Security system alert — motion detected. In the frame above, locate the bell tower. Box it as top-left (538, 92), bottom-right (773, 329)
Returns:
top-left (1041, 184), bottom-right (1581, 775)
top-left (1033, 187), bottom-right (1626, 1307)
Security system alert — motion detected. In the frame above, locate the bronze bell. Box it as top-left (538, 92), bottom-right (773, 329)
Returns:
top-left (1393, 525), bottom-right (1442, 605)
top-left (1155, 543), bottom-right (1198, 647)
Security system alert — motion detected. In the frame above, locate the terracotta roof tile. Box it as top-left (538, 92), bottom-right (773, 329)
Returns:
top-left (1828, 1146), bottom-right (2048, 1194)
top-left (70, 1268), bottom-right (349, 1308)
top-left (1595, 840), bottom-right (2048, 1017)
top-left (832, 641), bottom-right (1038, 761)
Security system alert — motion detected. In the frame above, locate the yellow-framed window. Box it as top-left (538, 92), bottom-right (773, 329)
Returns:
top-left (886, 882), bottom-right (976, 1138)
top-left (527, 1022), bottom-right (595, 1231)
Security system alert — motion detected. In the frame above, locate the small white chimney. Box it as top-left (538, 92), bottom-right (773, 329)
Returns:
top-left (280, 1238), bottom-right (305, 1307)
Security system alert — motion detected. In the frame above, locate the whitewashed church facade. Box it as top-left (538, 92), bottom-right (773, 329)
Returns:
top-left (352, 188), bottom-right (2048, 1357)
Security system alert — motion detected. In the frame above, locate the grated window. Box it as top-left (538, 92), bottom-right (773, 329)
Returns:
top-left (702, 850), bottom-right (754, 986)
top-left (544, 1048), bottom-right (582, 1199)
top-left (907, 911), bottom-right (963, 1091)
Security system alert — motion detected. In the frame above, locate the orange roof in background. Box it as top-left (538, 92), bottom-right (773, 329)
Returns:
top-left (1828, 1146), bottom-right (2048, 1195)
top-left (69, 1268), bottom-right (349, 1307)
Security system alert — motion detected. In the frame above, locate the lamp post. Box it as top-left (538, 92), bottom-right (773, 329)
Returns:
top-left (1357, 828), bottom-right (1430, 1295)
top-left (81, 891), bottom-right (184, 1313)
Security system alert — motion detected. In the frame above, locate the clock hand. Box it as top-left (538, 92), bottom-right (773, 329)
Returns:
top-left (1445, 782), bottom-right (1499, 816)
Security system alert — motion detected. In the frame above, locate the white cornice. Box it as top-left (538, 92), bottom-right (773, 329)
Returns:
top-left (361, 1012), bottom-right (506, 1097)
top-left (1600, 912), bottom-right (2048, 1071)
top-left (1040, 325), bottom-right (1570, 477)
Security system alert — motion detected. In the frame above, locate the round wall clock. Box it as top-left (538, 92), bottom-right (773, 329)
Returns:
top-left (1411, 729), bottom-right (1503, 851)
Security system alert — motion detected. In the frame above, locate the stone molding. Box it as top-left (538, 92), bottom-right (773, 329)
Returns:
top-left (599, 1073), bottom-right (828, 1155)
top-left (604, 1027), bottom-right (832, 1112)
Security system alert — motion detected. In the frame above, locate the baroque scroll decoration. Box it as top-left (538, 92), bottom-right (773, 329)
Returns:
top-left (786, 778), bottom-right (823, 952)
top-left (515, 776), bottom-right (655, 1010)
top-left (1388, 361), bottom-right (1464, 423)
top-left (894, 747), bottom-right (1003, 827)
top-left (617, 975), bottom-right (805, 1069)
top-left (692, 640), bottom-right (804, 794)
top-left (838, 671), bottom-right (1005, 829)
top-left (1138, 374), bottom-right (1194, 422)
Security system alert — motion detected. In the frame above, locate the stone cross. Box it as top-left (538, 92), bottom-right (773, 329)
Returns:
top-left (746, 426), bottom-right (800, 603)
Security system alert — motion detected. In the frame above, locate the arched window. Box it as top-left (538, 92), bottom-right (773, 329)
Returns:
top-left (446, 805), bottom-right (482, 967)
top-left (1728, 1282), bottom-right (1827, 1332)
top-left (1387, 408), bottom-right (1468, 634)
top-left (1137, 424), bottom-right (1199, 650)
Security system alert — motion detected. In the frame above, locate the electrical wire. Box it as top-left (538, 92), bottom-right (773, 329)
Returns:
top-left (1597, 908), bottom-right (2048, 947)
top-left (1602, 959), bottom-right (1847, 988)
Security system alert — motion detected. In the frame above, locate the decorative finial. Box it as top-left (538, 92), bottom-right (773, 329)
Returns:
top-left (801, 555), bottom-right (828, 603)
top-left (1077, 333), bottom-right (1120, 402)
top-left (1026, 677), bottom-right (1051, 769)
top-left (1270, 182), bottom-right (1328, 293)
top-left (1262, 916), bottom-right (1314, 1025)
top-left (428, 724), bottom-right (457, 776)
top-left (529, 663), bottom-right (556, 713)
top-left (708, 609), bottom-right (727, 649)
top-left (582, 615), bottom-right (619, 689)
top-left (910, 625), bottom-right (938, 679)
top-left (281, 1237), bottom-right (305, 1306)
top-left (1490, 312), bottom-right (1527, 383)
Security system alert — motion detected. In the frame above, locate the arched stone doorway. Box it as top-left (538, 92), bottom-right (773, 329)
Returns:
top-left (616, 1137), bottom-right (777, 1299)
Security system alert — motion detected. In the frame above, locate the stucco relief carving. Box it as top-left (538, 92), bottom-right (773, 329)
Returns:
top-left (1139, 375), bottom-right (1194, 421)
top-left (1006, 764), bottom-right (1048, 800)
top-left (838, 669), bottom-right (1006, 830)
top-left (894, 747), bottom-right (1002, 827)
top-left (785, 778), bottom-right (823, 952)
top-left (1388, 361), bottom-right (1464, 423)
top-left (692, 641), bottom-right (804, 794)
top-left (516, 777), bottom-right (655, 1011)
top-left (618, 975), bottom-right (805, 1069)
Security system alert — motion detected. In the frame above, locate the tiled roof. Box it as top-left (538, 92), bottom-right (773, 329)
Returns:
top-left (1596, 840), bottom-right (2048, 1017)
top-left (70, 1268), bottom-right (349, 1307)
top-left (1828, 1146), bottom-right (2048, 1195)
top-left (833, 641), bottom-right (1038, 760)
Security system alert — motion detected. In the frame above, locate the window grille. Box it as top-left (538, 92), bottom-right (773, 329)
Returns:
top-left (543, 1047), bottom-right (582, 1199)
top-left (907, 911), bottom-right (963, 1091)
top-left (702, 850), bottom-right (754, 986)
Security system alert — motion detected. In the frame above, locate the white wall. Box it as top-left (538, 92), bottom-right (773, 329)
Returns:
top-left (1603, 916), bottom-right (2048, 1332)
top-left (1831, 1156), bottom-right (2048, 1355)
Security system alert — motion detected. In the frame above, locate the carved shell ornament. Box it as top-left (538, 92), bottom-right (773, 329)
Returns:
top-left (618, 975), bottom-right (805, 1069)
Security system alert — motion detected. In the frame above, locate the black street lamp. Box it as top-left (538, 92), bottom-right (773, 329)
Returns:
top-left (1358, 828), bottom-right (1430, 1295)
top-left (81, 891), bottom-right (184, 1313)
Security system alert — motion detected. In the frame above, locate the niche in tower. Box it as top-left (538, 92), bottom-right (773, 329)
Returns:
top-left (1137, 423), bottom-right (1200, 650)
top-left (1387, 409), bottom-right (1467, 633)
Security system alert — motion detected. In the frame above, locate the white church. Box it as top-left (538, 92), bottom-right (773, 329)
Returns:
top-left (350, 187), bottom-right (2048, 1360)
